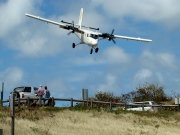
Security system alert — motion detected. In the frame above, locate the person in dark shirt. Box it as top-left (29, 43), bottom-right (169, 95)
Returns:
top-left (44, 86), bottom-right (51, 105)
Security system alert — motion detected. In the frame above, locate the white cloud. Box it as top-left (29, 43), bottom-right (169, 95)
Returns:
top-left (0, 0), bottom-right (68, 58)
top-left (66, 46), bottom-right (131, 66)
top-left (0, 0), bottom-right (40, 37)
top-left (157, 53), bottom-right (177, 69)
top-left (134, 69), bottom-right (152, 81)
top-left (0, 67), bottom-right (24, 92)
top-left (91, 0), bottom-right (180, 28)
top-left (97, 73), bottom-right (118, 92)
top-left (102, 46), bottom-right (131, 64)
top-left (155, 72), bottom-right (163, 82)
top-left (141, 50), bottom-right (177, 70)
top-left (69, 56), bottom-right (102, 66)
top-left (47, 77), bottom-right (70, 97)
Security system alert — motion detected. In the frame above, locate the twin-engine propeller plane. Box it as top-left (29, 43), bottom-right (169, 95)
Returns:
top-left (25, 8), bottom-right (152, 54)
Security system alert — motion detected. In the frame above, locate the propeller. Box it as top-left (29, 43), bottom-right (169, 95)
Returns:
top-left (108, 29), bottom-right (116, 44)
top-left (67, 20), bottom-right (77, 35)
top-left (102, 29), bottom-right (116, 44)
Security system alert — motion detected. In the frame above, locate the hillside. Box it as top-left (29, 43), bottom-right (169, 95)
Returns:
top-left (0, 106), bottom-right (180, 135)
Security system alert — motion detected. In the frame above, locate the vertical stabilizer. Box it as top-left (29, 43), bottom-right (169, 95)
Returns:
top-left (78, 8), bottom-right (83, 29)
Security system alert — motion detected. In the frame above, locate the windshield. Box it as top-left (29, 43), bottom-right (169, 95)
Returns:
top-left (90, 34), bottom-right (98, 39)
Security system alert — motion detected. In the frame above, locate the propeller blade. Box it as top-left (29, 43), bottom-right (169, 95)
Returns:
top-left (112, 39), bottom-right (116, 44)
top-left (111, 29), bottom-right (114, 35)
top-left (67, 31), bottom-right (72, 35)
top-left (72, 21), bottom-right (74, 27)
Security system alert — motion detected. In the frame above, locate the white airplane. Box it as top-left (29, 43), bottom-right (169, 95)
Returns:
top-left (25, 8), bottom-right (152, 54)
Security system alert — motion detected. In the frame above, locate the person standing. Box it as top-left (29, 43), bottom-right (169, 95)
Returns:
top-left (44, 86), bottom-right (50, 105)
top-left (37, 85), bottom-right (44, 106)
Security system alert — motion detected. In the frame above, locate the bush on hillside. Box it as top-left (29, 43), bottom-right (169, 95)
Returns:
top-left (121, 83), bottom-right (171, 104)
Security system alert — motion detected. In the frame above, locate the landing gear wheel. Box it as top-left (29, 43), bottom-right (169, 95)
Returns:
top-left (90, 48), bottom-right (93, 54)
top-left (72, 43), bottom-right (76, 48)
top-left (95, 48), bottom-right (99, 53)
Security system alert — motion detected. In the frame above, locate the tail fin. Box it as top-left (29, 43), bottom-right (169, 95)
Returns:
top-left (78, 8), bottom-right (83, 29)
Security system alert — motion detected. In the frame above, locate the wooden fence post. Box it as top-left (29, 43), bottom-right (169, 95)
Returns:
top-left (110, 102), bottom-right (112, 110)
top-left (177, 97), bottom-right (180, 111)
top-left (0, 91), bottom-right (2, 106)
top-left (18, 98), bottom-right (20, 109)
top-left (87, 99), bottom-right (89, 107)
top-left (0, 129), bottom-right (3, 135)
top-left (142, 104), bottom-right (144, 111)
top-left (1, 82), bottom-right (4, 107)
top-left (83, 99), bottom-right (85, 106)
top-left (27, 97), bottom-right (30, 107)
top-left (124, 103), bottom-right (127, 110)
top-left (51, 97), bottom-right (54, 107)
top-left (91, 98), bottom-right (93, 108)
top-left (71, 98), bottom-right (73, 107)
top-left (160, 104), bottom-right (162, 112)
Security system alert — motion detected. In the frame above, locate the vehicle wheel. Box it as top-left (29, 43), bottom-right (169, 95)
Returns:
top-left (72, 43), bottom-right (76, 48)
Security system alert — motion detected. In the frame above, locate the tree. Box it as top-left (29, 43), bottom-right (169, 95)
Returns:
top-left (121, 83), bottom-right (169, 104)
top-left (91, 91), bottom-right (122, 108)
top-left (93, 91), bottom-right (121, 102)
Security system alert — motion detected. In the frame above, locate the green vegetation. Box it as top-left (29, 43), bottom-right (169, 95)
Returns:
top-left (90, 82), bottom-right (174, 105)
top-left (0, 104), bottom-right (178, 121)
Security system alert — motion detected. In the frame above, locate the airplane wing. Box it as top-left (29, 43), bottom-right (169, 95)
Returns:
top-left (112, 35), bottom-right (152, 42)
top-left (25, 13), bottom-right (84, 34)
top-left (98, 29), bottom-right (152, 43)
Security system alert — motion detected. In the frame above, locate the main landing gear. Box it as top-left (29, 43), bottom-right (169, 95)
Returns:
top-left (90, 47), bottom-right (99, 54)
top-left (72, 43), bottom-right (76, 48)
top-left (72, 43), bottom-right (99, 54)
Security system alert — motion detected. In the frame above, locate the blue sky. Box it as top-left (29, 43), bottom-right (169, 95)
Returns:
top-left (0, 0), bottom-right (180, 103)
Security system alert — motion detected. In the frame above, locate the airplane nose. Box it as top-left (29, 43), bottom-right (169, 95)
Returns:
top-left (92, 40), bottom-right (98, 45)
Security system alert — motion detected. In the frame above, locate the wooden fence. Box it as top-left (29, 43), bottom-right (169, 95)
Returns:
top-left (1, 97), bottom-right (180, 112)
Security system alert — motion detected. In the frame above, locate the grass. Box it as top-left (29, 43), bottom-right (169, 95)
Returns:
top-left (1, 105), bottom-right (180, 135)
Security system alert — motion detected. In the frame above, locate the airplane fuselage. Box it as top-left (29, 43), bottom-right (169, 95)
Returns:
top-left (77, 31), bottom-right (99, 47)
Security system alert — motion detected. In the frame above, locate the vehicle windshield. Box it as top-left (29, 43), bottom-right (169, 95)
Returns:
top-left (90, 34), bottom-right (98, 39)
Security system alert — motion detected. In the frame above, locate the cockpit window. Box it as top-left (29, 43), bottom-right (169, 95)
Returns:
top-left (90, 34), bottom-right (98, 39)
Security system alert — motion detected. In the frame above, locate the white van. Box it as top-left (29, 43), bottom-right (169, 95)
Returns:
top-left (124, 101), bottom-right (157, 111)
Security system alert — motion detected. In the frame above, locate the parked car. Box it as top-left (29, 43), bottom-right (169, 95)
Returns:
top-left (124, 101), bottom-right (157, 112)
top-left (10, 86), bottom-right (55, 106)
